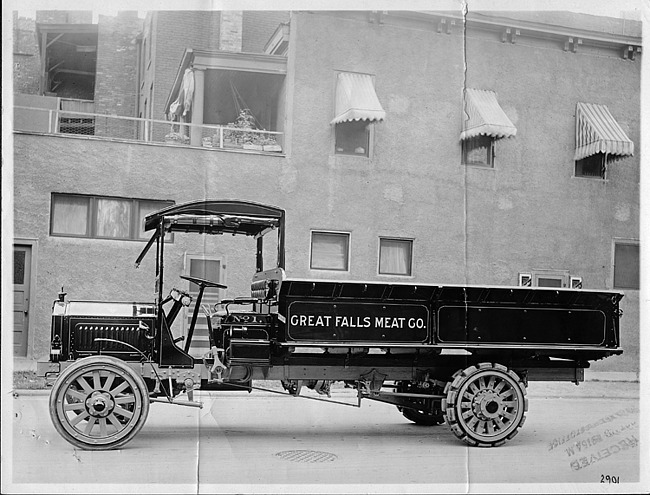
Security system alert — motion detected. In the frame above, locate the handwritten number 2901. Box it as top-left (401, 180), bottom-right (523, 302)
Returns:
top-left (601, 475), bottom-right (620, 483)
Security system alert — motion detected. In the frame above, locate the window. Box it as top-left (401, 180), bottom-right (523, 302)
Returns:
top-left (574, 102), bottom-right (634, 178)
top-left (536, 276), bottom-right (564, 288)
top-left (335, 121), bottom-right (370, 157)
top-left (310, 231), bottom-right (350, 271)
top-left (575, 153), bottom-right (606, 179)
top-left (462, 135), bottom-right (494, 167)
top-left (331, 72), bottom-right (385, 158)
top-left (379, 238), bottom-right (413, 276)
top-left (518, 270), bottom-right (569, 287)
top-left (614, 241), bottom-right (639, 289)
top-left (183, 255), bottom-right (224, 357)
top-left (50, 194), bottom-right (174, 241)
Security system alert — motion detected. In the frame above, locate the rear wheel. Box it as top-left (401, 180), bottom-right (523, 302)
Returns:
top-left (49, 356), bottom-right (150, 450)
top-left (443, 363), bottom-right (527, 447)
top-left (397, 381), bottom-right (445, 426)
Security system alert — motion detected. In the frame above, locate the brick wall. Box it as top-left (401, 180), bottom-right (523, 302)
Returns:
top-left (13, 14), bottom-right (40, 95)
top-left (242, 11), bottom-right (290, 53)
top-left (220, 11), bottom-right (243, 51)
top-left (94, 13), bottom-right (143, 137)
top-left (149, 11), bottom-right (221, 125)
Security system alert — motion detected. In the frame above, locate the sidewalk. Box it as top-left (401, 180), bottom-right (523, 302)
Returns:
top-left (13, 358), bottom-right (37, 372)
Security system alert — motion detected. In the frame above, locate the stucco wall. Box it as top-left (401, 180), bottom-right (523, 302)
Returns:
top-left (283, 12), bottom-right (640, 374)
top-left (286, 12), bottom-right (468, 284)
top-left (13, 134), bottom-right (292, 359)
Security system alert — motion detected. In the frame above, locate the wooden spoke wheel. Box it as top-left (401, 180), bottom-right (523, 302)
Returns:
top-left (443, 363), bottom-right (527, 447)
top-left (49, 356), bottom-right (150, 450)
top-left (396, 381), bottom-right (445, 426)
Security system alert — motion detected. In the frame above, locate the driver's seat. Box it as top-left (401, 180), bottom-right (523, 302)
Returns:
top-left (251, 268), bottom-right (285, 302)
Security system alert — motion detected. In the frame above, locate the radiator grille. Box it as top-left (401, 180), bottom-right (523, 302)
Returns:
top-left (72, 322), bottom-right (144, 352)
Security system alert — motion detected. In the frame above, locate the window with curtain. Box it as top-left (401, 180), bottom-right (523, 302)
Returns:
top-left (51, 195), bottom-right (90, 236)
top-left (575, 153), bottom-right (606, 179)
top-left (379, 238), bottom-right (413, 276)
top-left (96, 198), bottom-right (131, 238)
top-left (51, 194), bottom-right (173, 241)
top-left (462, 135), bottom-right (494, 167)
top-left (614, 241), bottom-right (639, 289)
top-left (310, 231), bottom-right (350, 271)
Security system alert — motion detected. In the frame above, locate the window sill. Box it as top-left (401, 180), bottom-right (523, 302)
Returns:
top-left (334, 152), bottom-right (371, 159)
top-left (463, 163), bottom-right (495, 170)
top-left (571, 175), bottom-right (609, 182)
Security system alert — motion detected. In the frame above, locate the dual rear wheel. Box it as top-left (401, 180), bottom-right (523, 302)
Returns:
top-left (400, 363), bottom-right (527, 447)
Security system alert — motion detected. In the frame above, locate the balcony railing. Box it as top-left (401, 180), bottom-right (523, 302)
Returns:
top-left (13, 106), bottom-right (285, 153)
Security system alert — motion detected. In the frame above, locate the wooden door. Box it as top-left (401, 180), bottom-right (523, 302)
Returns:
top-left (13, 245), bottom-right (32, 356)
top-left (185, 257), bottom-right (223, 357)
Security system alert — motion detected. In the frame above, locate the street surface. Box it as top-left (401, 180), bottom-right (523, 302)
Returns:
top-left (6, 381), bottom-right (643, 493)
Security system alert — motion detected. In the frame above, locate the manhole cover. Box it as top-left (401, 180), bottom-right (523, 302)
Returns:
top-left (275, 450), bottom-right (338, 463)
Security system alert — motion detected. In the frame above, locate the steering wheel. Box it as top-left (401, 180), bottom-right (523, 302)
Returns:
top-left (180, 275), bottom-right (228, 290)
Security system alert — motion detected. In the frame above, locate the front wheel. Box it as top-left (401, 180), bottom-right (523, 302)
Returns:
top-left (443, 363), bottom-right (527, 447)
top-left (49, 356), bottom-right (150, 450)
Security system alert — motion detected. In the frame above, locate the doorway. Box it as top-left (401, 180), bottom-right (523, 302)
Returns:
top-left (13, 245), bottom-right (32, 356)
top-left (183, 255), bottom-right (225, 357)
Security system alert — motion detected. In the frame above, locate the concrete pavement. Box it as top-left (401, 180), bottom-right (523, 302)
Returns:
top-left (5, 382), bottom-right (645, 493)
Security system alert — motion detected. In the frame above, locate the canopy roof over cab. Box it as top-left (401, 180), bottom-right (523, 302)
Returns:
top-left (144, 199), bottom-right (285, 236)
top-left (137, 200), bottom-right (285, 269)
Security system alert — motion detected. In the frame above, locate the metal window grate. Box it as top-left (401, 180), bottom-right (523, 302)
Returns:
top-left (274, 450), bottom-right (338, 463)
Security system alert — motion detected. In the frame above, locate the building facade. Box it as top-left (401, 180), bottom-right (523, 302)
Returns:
top-left (11, 10), bottom-right (641, 376)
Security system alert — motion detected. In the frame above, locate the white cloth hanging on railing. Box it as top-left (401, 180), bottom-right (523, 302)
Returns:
top-left (182, 69), bottom-right (194, 117)
top-left (168, 69), bottom-right (195, 121)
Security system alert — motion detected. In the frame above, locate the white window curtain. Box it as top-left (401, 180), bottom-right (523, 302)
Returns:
top-left (96, 198), bottom-right (131, 238)
top-left (52, 196), bottom-right (89, 235)
top-left (311, 232), bottom-right (349, 270)
top-left (379, 238), bottom-right (412, 276)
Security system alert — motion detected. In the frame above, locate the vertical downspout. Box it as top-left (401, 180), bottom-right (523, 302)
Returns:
top-left (135, 34), bottom-right (142, 139)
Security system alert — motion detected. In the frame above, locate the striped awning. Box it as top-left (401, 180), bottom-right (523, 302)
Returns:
top-left (574, 102), bottom-right (634, 162)
top-left (461, 88), bottom-right (517, 140)
top-left (330, 72), bottom-right (386, 125)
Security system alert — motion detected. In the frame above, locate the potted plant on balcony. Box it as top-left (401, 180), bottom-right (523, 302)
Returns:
top-left (260, 135), bottom-right (282, 153)
top-left (164, 132), bottom-right (190, 145)
top-left (222, 109), bottom-right (257, 149)
top-left (220, 108), bottom-right (281, 152)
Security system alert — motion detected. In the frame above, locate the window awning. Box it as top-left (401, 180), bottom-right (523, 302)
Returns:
top-left (574, 102), bottom-right (634, 162)
top-left (461, 88), bottom-right (517, 140)
top-left (330, 73), bottom-right (386, 125)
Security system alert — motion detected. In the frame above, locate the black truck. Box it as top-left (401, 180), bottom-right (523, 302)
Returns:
top-left (37, 200), bottom-right (623, 450)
